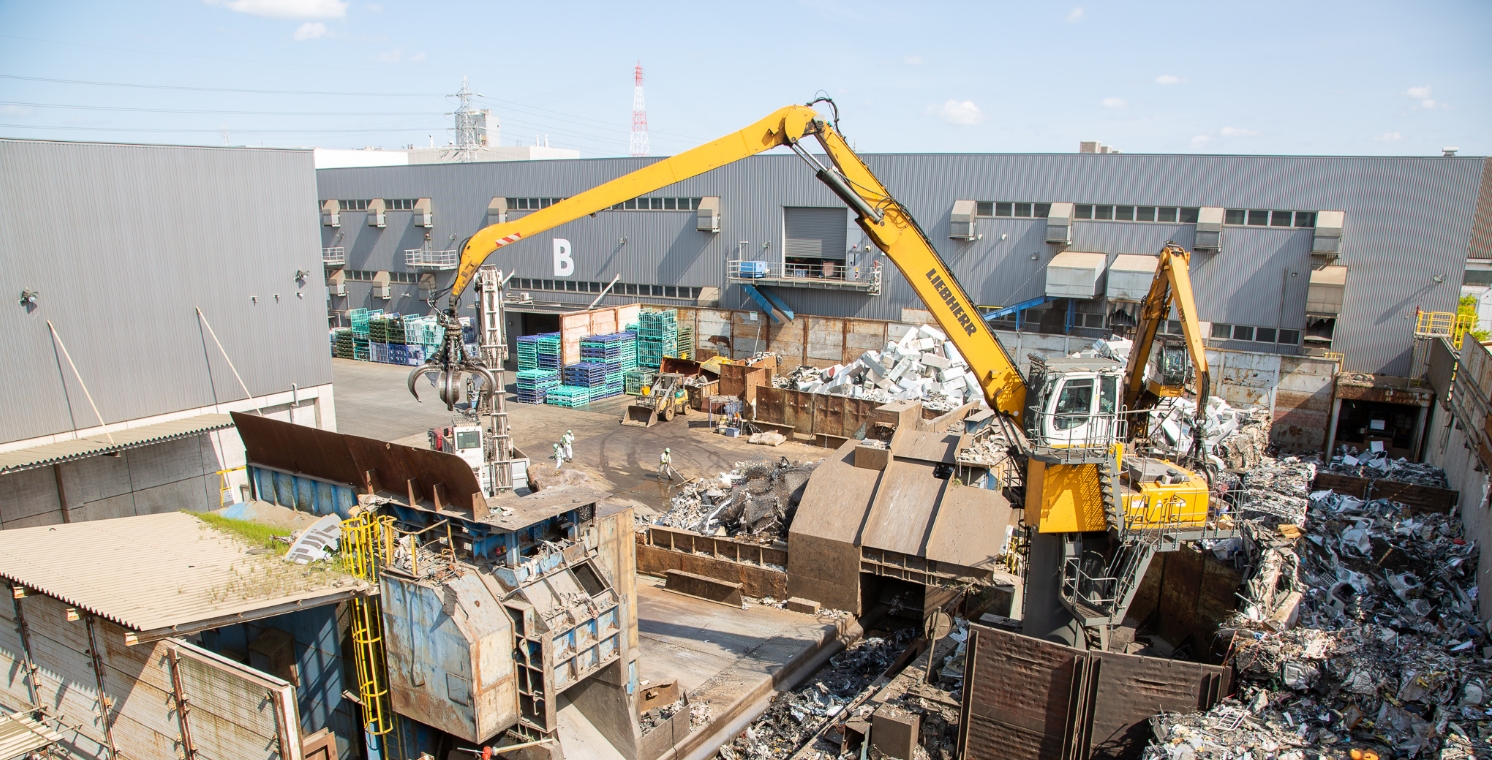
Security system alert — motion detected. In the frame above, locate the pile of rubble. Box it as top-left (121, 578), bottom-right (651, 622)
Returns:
top-left (769, 324), bottom-right (977, 412)
top-left (1322, 447), bottom-right (1452, 488)
top-left (716, 630), bottom-right (915, 760)
top-left (1146, 455), bottom-right (1487, 759)
top-left (1147, 396), bottom-right (1274, 470)
top-left (650, 458), bottom-right (820, 541)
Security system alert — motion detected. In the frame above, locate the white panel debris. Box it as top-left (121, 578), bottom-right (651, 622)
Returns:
top-left (772, 325), bottom-right (977, 412)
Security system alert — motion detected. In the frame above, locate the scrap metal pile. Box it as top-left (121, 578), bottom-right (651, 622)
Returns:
top-left (769, 324), bottom-right (977, 412)
top-left (651, 458), bottom-right (819, 542)
top-left (1146, 396), bottom-right (1275, 471)
top-left (1147, 456), bottom-right (1488, 759)
top-left (716, 629), bottom-right (916, 760)
top-left (1322, 447), bottom-right (1453, 488)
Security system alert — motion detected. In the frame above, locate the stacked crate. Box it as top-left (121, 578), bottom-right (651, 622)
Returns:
top-left (534, 333), bottom-right (562, 369)
top-left (333, 329), bottom-right (354, 359)
top-left (580, 333), bottom-right (634, 399)
top-left (676, 323), bottom-right (693, 360)
top-left (624, 369), bottom-right (657, 396)
top-left (637, 309), bottom-right (678, 369)
top-left (517, 335), bottom-right (540, 371)
top-left (370, 341), bottom-right (390, 363)
top-left (516, 369), bottom-right (560, 404)
top-left (545, 385), bottom-right (591, 408)
top-left (562, 362), bottom-right (608, 390)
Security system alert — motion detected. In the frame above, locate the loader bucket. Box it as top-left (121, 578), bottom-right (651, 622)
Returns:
top-left (621, 404), bottom-right (659, 427)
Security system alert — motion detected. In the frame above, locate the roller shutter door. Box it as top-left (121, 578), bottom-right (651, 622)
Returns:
top-left (784, 207), bottom-right (847, 259)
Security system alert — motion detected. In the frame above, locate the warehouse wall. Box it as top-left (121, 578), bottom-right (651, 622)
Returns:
top-left (317, 151), bottom-right (1487, 376)
top-left (0, 139), bottom-right (332, 444)
top-left (1425, 337), bottom-right (1492, 622)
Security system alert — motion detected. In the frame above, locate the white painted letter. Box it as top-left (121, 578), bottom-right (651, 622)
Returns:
top-left (553, 238), bottom-right (574, 277)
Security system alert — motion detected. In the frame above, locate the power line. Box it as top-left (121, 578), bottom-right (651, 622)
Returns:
top-left (0, 74), bottom-right (439, 97)
top-left (0, 123), bottom-right (439, 135)
top-left (0, 101), bottom-right (436, 117)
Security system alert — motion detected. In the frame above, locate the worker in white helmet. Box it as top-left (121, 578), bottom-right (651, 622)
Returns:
top-left (659, 447), bottom-right (680, 482)
top-left (552, 443), bottom-right (564, 470)
top-left (561, 429), bottom-right (575, 462)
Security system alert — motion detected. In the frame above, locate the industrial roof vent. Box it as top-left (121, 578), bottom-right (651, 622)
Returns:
top-left (1194, 207), bottom-right (1224, 252)
top-left (321, 199), bottom-right (340, 228)
top-left (1313, 210), bottom-right (1345, 259)
top-left (414, 198), bottom-right (433, 228)
top-left (949, 200), bottom-right (977, 240)
top-left (1046, 202), bottom-right (1074, 247)
top-left (368, 199), bottom-right (387, 229)
top-left (1307, 265), bottom-right (1347, 316)
top-left (486, 197), bottom-right (507, 226)
top-left (1046, 251), bottom-right (1107, 299)
top-left (696, 196), bottom-right (721, 233)
top-left (372, 271), bottom-right (392, 300)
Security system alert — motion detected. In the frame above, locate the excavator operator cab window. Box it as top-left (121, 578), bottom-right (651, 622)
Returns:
top-left (1150, 342), bottom-right (1190, 388)
top-left (1053, 378), bottom-right (1094, 431)
top-left (455, 430), bottom-right (482, 450)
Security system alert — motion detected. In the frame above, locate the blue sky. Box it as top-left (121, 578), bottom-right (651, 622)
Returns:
top-left (0, 0), bottom-right (1487, 156)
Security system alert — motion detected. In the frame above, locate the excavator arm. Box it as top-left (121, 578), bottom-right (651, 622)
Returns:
top-left (1121, 242), bottom-right (1210, 415)
top-left (423, 100), bottom-right (1027, 418)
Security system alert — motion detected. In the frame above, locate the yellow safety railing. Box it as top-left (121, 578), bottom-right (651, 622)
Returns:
top-left (342, 512), bottom-right (395, 737)
top-left (1322, 351), bottom-right (1344, 362)
top-left (1416, 310), bottom-right (1478, 349)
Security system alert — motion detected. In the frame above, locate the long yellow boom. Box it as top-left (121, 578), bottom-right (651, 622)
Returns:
top-left (441, 102), bottom-right (1027, 418)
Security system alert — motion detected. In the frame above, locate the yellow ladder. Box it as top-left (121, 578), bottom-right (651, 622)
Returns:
top-left (342, 512), bottom-right (395, 738)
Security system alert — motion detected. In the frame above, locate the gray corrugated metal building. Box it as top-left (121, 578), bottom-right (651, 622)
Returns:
top-left (1, 139), bottom-right (333, 445)
top-left (1, 139), bottom-right (336, 529)
top-left (317, 151), bottom-right (1491, 375)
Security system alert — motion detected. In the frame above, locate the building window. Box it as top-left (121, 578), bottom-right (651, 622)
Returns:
top-left (1278, 329), bottom-right (1301, 344)
top-left (1226, 209), bottom-right (1315, 227)
top-left (1211, 322), bottom-right (1232, 339)
top-left (608, 197), bottom-right (700, 211)
top-left (1232, 325), bottom-right (1255, 340)
top-left (1072, 204), bottom-right (1199, 223)
top-left (1255, 327), bottom-right (1277, 342)
top-left (385, 199), bottom-right (417, 211)
top-left (338, 199), bottom-right (371, 211)
top-left (976, 202), bottom-right (1051, 219)
top-left (507, 197), bottom-right (569, 211)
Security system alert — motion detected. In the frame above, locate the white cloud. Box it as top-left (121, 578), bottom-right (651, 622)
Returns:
top-left (1219, 126), bottom-right (1259, 137)
top-left (411, 52), bottom-right (426, 62)
top-left (1406, 86), bottom-right (1431, 99)
top-left (1155, 74), bottom-right (1183, 85)
top-left (1404, 86), bottom-right (1449, 109)
top-left (1189, 135), bottom-right (1212, 149)
top-left (377, 48), bottom-right (401, 63)
top-left (366, 2), bottom-right (382, 9)
top-left (206, 0), bottom-right (348, 19)
top-left (1421, 99), bottom-right (1439, 109)
top-left (929, 100), bottom-right (984, 126)
top-left (0, 105), bottom-right (33, 117)
top-left (293, 21), bottom-right (327, 40)
top-left (1373, 131), bottom-right (1403, 142)
top-left (1065, 6), bottom-right (1084, 22)
top-left (903, 55), bottom-right (923, 65)
top-left (1101, 97), bottom-right (1127, 109)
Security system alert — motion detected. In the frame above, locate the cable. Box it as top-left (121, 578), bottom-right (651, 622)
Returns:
top-left (0, 74), bottom-right (438, 97)
top-left (0, 123), bottom-right (440, 135)
top-left (0, 101), bottom-right (439, 117)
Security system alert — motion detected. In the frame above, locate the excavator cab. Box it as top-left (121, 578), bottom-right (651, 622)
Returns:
top-left (1025, 357), bottom-right (1125, 450)
top-left (1143, 336), bottom-right (1192, 398)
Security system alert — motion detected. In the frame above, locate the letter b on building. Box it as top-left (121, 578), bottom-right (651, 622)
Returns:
top-left (553, 238), bottom-right (574, 277)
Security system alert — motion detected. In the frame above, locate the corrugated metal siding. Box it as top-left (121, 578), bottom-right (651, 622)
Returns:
top-left (317, 152), bottom-right (1486, 375)
top-left (0, 139), bottom-right (331, 444)
top-left (1470, 158), bottom-right (1492, 260)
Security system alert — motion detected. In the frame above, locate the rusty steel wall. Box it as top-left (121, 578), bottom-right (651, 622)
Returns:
top-left (959, 625), bottom-right (1229, 760)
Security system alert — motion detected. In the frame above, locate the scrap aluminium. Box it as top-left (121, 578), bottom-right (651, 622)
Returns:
top-left (232, 413), bottom-right (643, 757)
top-left (1145, 453), bottom-right (1484, 759)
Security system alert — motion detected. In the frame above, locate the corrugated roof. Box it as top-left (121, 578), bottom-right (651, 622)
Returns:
top-left (0, 511), bottom-right (370, 641)
top-left (0, 413), bottom-right (235, 475)
top-left (0, 712), bottom-right (62, 758)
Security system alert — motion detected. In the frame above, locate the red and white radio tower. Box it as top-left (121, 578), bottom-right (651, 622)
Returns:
top-left (629, 62), bottom-right (650, 157)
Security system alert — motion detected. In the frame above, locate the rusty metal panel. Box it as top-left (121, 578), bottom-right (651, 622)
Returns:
top-left (730, 312), bottom-right (768, 359)
top-left (697, 309), bottom-right (733, 357)
top-left (755, 387), bottom-right (787, 426)
top-left (844, 319), bottom-right (888, 364)
top-left (235, 413), bottom-right (482, 510)
top-left (959, 625), bottom-right (1084, 760)
top-left (768, 319), bottom-right (806, 370)
top-left (1087, 652), bottom-right (1228, 760)
top-left (172, 639), bottom-right (299, 760)
top-left (806, 317), bottom-right (845, 364)
top-left (781, 389), bottom-right (815, 434)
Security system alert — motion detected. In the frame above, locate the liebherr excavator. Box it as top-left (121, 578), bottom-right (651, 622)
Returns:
top-left (410, 99), bottom-right (1230, 650)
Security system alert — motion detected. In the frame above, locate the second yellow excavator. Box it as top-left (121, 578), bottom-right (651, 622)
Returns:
top-left (408, 98), bottom-right (1230, 649)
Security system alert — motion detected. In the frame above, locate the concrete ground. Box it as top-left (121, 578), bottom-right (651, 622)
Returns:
top-left (331, 358), bottom-right (826, 512)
